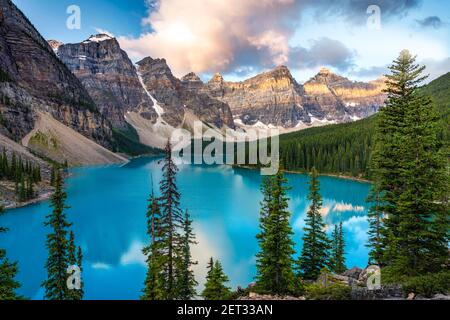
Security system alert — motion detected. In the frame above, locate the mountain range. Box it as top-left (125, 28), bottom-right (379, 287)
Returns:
top-left (1, 0), bottom-right (386, 165)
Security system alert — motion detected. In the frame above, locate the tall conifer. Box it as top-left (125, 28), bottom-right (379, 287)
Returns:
top-left (42, 171), bottom-right (71, 300)
top-left (298, 168), bottom-right (330, 280)
top-left (0, 205), bottom-right (21, 300)
top-left (255, 171), bottom-right (296, 295)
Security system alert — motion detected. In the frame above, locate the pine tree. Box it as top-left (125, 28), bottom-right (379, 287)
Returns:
top-left (367, 190), bottom-right (385, 266)
top-left (42, 171), bottom-right (72, 300)
top-left (330, 223), bottom-right (346, 274)
top-left (255, 171), bottom-right (296, 295)
top-left (176, 210), bottom-right (198, 300)
top-left (393, 52), bottom-right (449, 275)
top-left (298, 168), bottom-right (330, 280)
top-left (201, 259), bottom-right (231, 300)
top-left (142, 187), bottom-right (164, 300)
top-left (156, 140), bottom-right (185, 299)
top-left (0, 205), bottom-right (21, 300)
top-left (66, 231), bottom-right (83, 300)
top-left (369, 50), bottom-right (449, 276)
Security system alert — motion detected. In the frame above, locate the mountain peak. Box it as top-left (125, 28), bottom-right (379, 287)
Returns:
top-left (318, 67), bottom-right (331, 75)
top-left (267, 65), bottom-right (293, 78)
top-left (210, 73), bottom-right (224, 83)
top-left (84, 33), bottom-right (115, 43)
top-left (181, 72), bottom-right (202, 83)
top-left (47, 39), bottom-right (63, 52)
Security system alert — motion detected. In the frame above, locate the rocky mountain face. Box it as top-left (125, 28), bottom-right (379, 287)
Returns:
top-left (203, 66), bottom-right (386, 128)
top-left (304, 68), bottom-right (386, 121)
top-left (204, 66), bottom-right (310, 127)
top-left (137, 57), bottom-right (235, 129)
top-left (56, 34), bottom-right (157, 129)
top-left (0, 0), bottom-right (113, 149)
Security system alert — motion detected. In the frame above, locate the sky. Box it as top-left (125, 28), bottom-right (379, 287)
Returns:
top-left (12, 0), bottom-right (450, 83)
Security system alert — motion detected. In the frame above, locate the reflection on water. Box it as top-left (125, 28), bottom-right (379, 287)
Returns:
top-left (0, 157), bottom-right (371, 300)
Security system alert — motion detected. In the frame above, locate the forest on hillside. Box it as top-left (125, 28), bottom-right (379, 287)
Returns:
top-left (279, 72), bottom-right (450, 179)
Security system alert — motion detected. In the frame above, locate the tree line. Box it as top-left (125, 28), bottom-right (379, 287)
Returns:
top-left (0, 149), bottom-right (42, 202)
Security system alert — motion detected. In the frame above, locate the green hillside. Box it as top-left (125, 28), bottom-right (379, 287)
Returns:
top-left (279, 72), bottom-right (450, 178)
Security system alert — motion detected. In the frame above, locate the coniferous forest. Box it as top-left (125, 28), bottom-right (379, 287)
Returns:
top-left (279, 72), bottom-right (450, 179)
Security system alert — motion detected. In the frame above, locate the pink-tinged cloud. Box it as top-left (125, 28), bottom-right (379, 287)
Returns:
top-left (118, 0), bottom-right (422, 77)
top-left (118, 0), bottom-right (305, 76)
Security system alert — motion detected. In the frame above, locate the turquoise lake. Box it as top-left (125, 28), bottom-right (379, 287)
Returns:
top-left (0, 157), bottom-right (372, 300)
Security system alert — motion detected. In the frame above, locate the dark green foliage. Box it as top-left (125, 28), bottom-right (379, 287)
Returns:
top-left (202, 258), bottom-right (231, 300)
top-left (76, 247), bottom-right (84, 299)
top-left (142, 189), bottom-right (164, 300)
top-left (279, 117), bottom-right (375, 178)
top-left (176, 210), bottom-right (198, 300)
top-left (158, 140), bottom-right (184, 299)
top-left (366, 190), bottom-right (384, 266)
top-left (401, 271), bottom-right (450, 298)
top-left (419, 72), bottom-right (450, 139)
top-left (112, 124), bottom-right (160, 156)
top-left (142, 140), bottom-right (197, 300)
top-left (298, 168), bottom-right (330, 280)
top-left (369, 50), bottom-right (449, 278)
top-left (278, 72), bottom-right (450, 178)
top-left (304, 283), bottom-right (351, 300)
top-left (66, 231), bottom-right (83, 300)
top-left (42, 172), bottom-right (71, 300)
top-left (0, 205), bottom-right (22, 300)
top-left (330, 223), bottom-right (346, 274)
top-left (0, 149), bottom-right (41, 202)
top-left (255, 171), bottom-right (296, 295)
top-left (0, 67), bottom-right (11, 82)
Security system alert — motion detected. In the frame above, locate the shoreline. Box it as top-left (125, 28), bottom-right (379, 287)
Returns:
top-left (233, 165), bottom-right (372, 184)
top-left (5, 191), bottom-right (53, 210)
top-left (3, 161), bottom-right (371, 211)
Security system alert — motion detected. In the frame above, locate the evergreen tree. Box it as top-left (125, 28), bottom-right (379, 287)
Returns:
top-left (367, 190), bottom-right (385, 266)
top-left (0, 205), bottom-right (21, 300)
top-left (330, 223), bottom-right (346, 274)
top-left (201, 259), bottom-right (231, 300)
top-left (369, 50), bottom-right (449, 276)
top-left (176, 210), bottom-right (198, 300)
top-left (142, 187), bottom-right (164, 300)
top-left (255, 171), bottom-right (296, 295)
top-left (42, 171), bottom-right (72, 300)
top-left (66, 231), bottom-right (83, 300)
top-left (156, 140), bottom-right (185, 299)
top-left (77, 247), bottom-right (84, 299)
top-left (298, 168), bottom-right (330, 280)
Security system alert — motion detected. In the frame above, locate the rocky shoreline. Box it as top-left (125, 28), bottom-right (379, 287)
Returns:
top-left (238, 266), bottom-right (450, 300)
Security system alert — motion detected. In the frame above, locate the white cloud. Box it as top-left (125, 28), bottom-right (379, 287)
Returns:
top-left (118, 0), bottom-right (306, 76)
top-left (120, 241), bottom-right (147, 266)
top-left (91, 262), bottom-right (112, 270)
top-left (94, 28), bottom-right (115, 37)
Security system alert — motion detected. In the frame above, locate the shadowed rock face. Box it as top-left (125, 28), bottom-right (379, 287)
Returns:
top-left (137, 57), bottom-right (235, 129)
top-left (0, 0), bottom-right (113, 148)
top-left (57, 35), bottom-right (156, 129)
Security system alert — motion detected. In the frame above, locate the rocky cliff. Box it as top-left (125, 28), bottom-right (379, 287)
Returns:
top-left (137, 57), bottom-right (235, 129)
top-left (56, 34), bottom-right (157, 129)
top-left (304, 68), bottom-right (386, 121)
top-left (204, 66), bottom-right (310, 128)
top-left (203, 66), bottom-right (386, 128)
top-left (0, 0), bottom-right (113, 150)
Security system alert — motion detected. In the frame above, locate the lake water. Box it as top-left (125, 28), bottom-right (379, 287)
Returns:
top-left (0, 157), bottom-right (371, 300)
